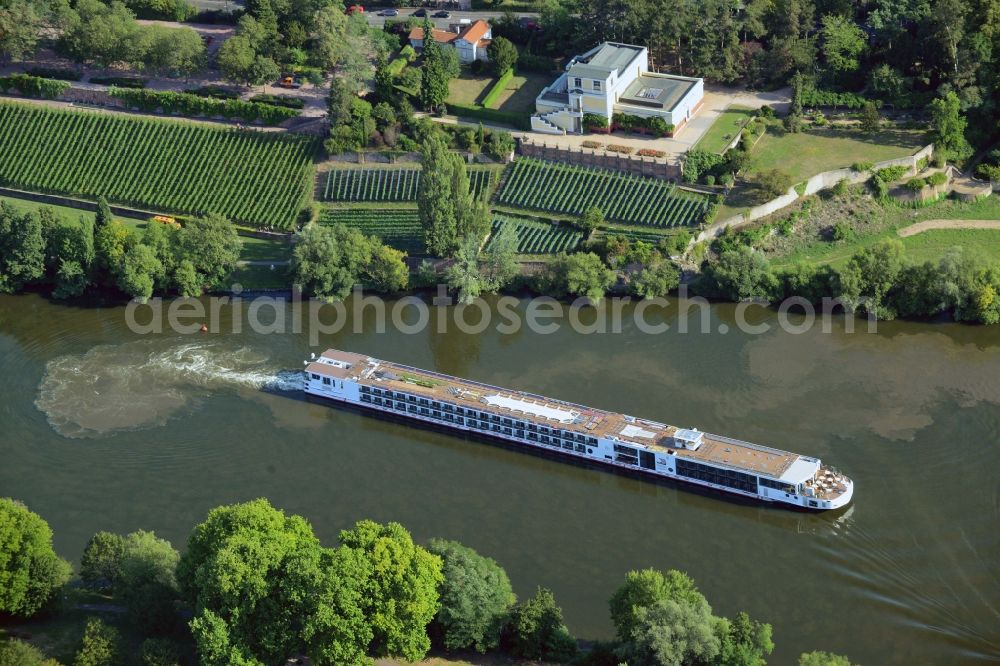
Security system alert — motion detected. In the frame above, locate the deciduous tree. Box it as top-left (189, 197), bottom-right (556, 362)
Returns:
top-left (426, 539), bottom-right (515, 653)
top-left (0, 498), bottom-right (71, 617)
top-left (337, 520), bottom-right (443, 661)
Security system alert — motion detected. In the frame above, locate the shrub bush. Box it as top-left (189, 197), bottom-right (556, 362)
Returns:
top-left (0, 74), bottom-right (69, 99)
top-left (636, 148), bottom-right (666, 158)
top-left (91, 76), bottom-right (147, 88)
top-left (851, 161), bottom-right (874, 172)
top-left (582, 140), bottom-right (603, 149)
top-left (683, 149), bottom-right (726, 183)
top-left (976, 164), bottom-right (1000, 181)
top-left (249, 93), bottom-right (305, 109)
top-left (387, 56), bottom-right (408, 76)
top-left (874, 165), bottom-right (909, 183)
top-left (481, 68), bottom-right (514, 108)
top-left (582, 113), bottom-right (608, 131)
top-left (26, 67), bottom-right (81, 81)
top-left (927, 171), bottom-right (948, 187)
top-left (110, 88), bottom-right (298, 125)
top-left (607, 144), bottom-right (633, 154)
top-left (904, 177), bottom-right (926, 191)
top-left (610, 112), bottom-right (673, 136)
top-left (185, 85), bottom-right (240, 99)
top-left (801, 85), bottom-right (873, 110)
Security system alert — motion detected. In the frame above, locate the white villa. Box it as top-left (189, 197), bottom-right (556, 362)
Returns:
top-left (409, 20), bottom-right (492, 64)
top-left (532, 42), bottom-right (704, 135)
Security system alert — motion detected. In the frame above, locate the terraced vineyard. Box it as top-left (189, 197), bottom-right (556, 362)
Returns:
top-left (0, 101), bottom-right (317, 228)
top-left (496, 158), bottom-right (709, 227)
top-left (486, 215), bottom-right (583, 254)
top-left (319, 207), bottom-right (425, 253)
top-left (320, 168), bottom-right (497, 202)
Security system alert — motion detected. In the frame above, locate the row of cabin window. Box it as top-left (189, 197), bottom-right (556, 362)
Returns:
top-left (360, 397), bottom-right (596, 451)
top-left (359, 386), bottom-right (597, 444)
top-left (573, 77), bottom-right (601, 91)
top-left (675, 458), bottom-right (758, 493)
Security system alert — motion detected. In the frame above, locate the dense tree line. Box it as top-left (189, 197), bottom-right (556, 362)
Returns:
top-left (1, 497), bottom-right (858, 666)
top-left (0, 198), bottom-right (242, 302)
top-left (700, 237), bottom-right (1000, 324)
top-left (499, 0), bottom-right (999, 150)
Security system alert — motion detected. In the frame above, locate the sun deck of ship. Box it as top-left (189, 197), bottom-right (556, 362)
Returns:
top-left (307, 350), bottom-right (811, 482)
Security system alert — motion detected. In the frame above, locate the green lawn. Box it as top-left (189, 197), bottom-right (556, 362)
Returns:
top-left (239, 235), bottom-right (292, 262)
top-left (695, 105), bottom-right (755, 154)
top-left (229, 263), bottom-right (290, 290)
top-left (769, 195), bottom-right (1000, 270)
top-left (749, 124), bottom-right (927, 183)
top-left (447, 72), bottom-right (549, 114)
top-left (0, 195), bottom-right (145, 230)
top-left (489, 73), bottom-right (550, 114)
top-left (902, 228), bottom-right (1000, 264)
top-left (711, 123), bottom-right (929, 223)
top-left (448, 73), bottom-right (494, 106)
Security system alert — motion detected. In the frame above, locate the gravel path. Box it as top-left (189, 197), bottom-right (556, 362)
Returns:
top-left (897, 219), bottom-right (1000, 237)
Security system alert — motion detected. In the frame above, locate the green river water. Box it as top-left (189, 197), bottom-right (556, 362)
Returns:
top-left (1, 292), bottom-right (998, 664)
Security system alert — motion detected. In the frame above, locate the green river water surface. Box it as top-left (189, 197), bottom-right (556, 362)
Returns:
top-left (1, 292), bottom-right (998, 664)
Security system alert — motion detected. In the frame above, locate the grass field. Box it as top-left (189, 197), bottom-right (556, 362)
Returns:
top-left (712, 123), bottom-right (928, 222)
top-left (447, 73), bottom-right (549, 114)
top-left (749, 124), bottom-right (926, 182)
top-left (695, 105), bottom-right (755, 154)
top-left (767, 195), bottom-right (1000, 270)
top-left (0, 100), bottom-right (317, 229)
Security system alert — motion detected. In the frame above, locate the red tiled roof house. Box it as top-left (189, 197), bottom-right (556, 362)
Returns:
top-left (409, 20), bottom-right (492, 64)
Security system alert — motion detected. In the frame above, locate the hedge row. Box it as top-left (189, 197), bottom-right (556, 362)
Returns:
top-left (387, 56), bottom-right (408, 76)
top-left (445, 103), bottom-right (531, 130)
top-left (801, 86), bottom-right (877, 110)
top-left (26, 67), bottom-right (82, 82)
top-left (249, 94), bottom-right (305, 109)
top-left (0, 74), bottom-right (70, 99)
top-left (109, 88), bottom-right (299, 125)
top-left (91, 76), bottom-right (147, 88)
top-left (480, 68), bottom-right (514, 109)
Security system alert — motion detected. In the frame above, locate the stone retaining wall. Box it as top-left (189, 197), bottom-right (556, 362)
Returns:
top-left (518, 139), bottom-right (681, 180)
top-left (698, 144), bottom-right (935, 241)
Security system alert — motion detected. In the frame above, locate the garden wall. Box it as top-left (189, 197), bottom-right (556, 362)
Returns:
top-left (698, 144), bottom-right (934, 240)
top-left (518, 138), bottom-right (681, 180)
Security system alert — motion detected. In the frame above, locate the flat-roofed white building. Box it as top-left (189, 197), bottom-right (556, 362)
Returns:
top-left (533, 42), bottom-right (704, 135)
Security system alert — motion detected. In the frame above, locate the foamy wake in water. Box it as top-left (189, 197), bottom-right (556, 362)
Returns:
top-left (36, 340), bottom-right (302, 438)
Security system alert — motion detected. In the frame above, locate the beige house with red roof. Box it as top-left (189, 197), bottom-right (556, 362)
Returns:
top-left (409, 20), bottom-right (492, 64)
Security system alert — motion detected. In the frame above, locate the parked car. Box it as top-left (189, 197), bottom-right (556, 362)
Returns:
top-left (346, 4), bottom-right (364, 14)
top-left (432, 10), bottom-right (450, 17)
top-left (378, 8), bottom-right (398, 15)
top-left (277, 75), bottom-right (302, 89)
top-left (411, 8), bottom-right (426, 16)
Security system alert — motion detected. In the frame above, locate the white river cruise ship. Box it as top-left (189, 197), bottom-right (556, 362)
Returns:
top-left (304, 349), bottom-right (854, 510)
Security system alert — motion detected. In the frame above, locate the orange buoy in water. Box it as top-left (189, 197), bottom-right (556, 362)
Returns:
top-left (200, 324), bottom-right (208, 333)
